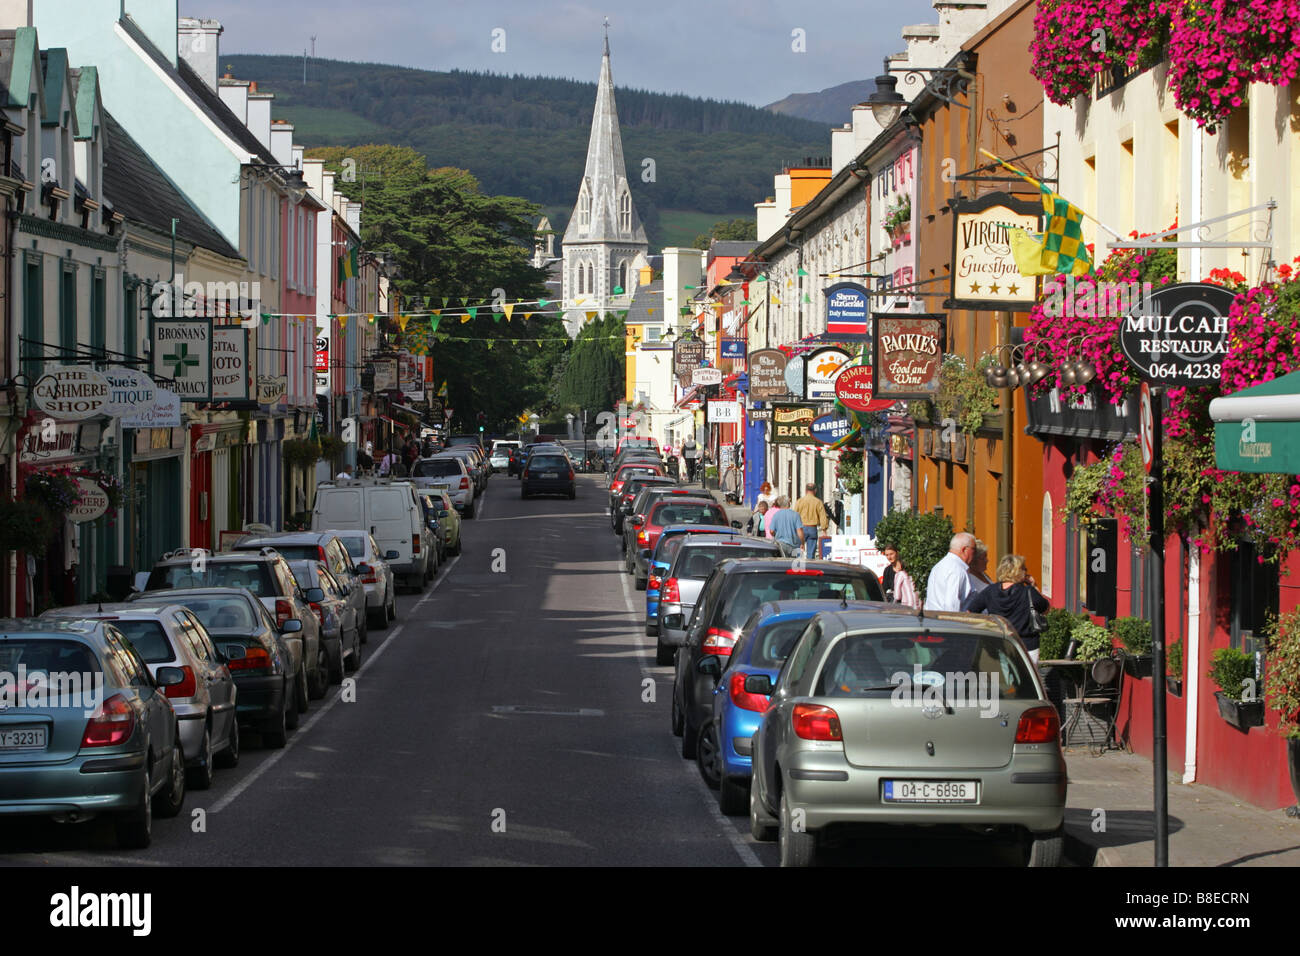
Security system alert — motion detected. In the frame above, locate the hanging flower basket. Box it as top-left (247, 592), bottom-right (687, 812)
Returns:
top-left (24, 469), bottom-right (82, 519)
top-left (0, 498), bottom-right (57, 556)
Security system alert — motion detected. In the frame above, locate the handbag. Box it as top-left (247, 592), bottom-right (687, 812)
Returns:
top-left (1025, 585), bottom-right (1047, 635)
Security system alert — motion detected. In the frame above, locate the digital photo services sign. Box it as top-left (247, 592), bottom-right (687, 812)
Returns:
top-left (151, 318), bottom-right (212, 402)
top-left (949, 192), bottom-right (1040, 311)
top-left (872, 314), bottom-right (945, 400)
top-left (823, 282), bottom-right (870, 335)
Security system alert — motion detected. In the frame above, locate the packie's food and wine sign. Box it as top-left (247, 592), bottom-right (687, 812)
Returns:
top-left (872, 315), bottom-right (945, 400)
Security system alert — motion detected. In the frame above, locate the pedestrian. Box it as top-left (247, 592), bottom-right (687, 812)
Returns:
top-left (794, 483), bottom-right (830, 560)
top-left (749, 499), bottom-right (769, 536)
top-left (767, 494), bottom-right (804, 553)
top-left (683, 436), bottom-right (698, 482)
top-left (336, 467), bottom-right (353, 480)
top-left (881, 546), bottom-right (918, 609)
top-left (923, 532), bottom-right (977, 612)
top-left (356, 448), bottom-right (373, 473)
top-left (963, 554), bottom-right (1051, 664)
top-left (755, 481), bottom-right (777, 509)
top-left (378, 446), bottom-right (401, 477)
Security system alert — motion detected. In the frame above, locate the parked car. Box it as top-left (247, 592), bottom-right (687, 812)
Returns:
top-left (233, 532), bottom-right (368, 645)
top-left (521, 450), bottom-right (576, 499)
top-left (416, 495), bottom-right (444, 577)
top-left (671, 558), bottom-right (884, 759)
top-left (411, 455), bottom-right (476, 518)
top-left (418, 487), bottom-right (461, 556)
top-left (748, 607), bottom-right (1067, 867)
top-left (611, 476), bottom-right (678, 535)
top-left (643, 525), bottom-right (739, 641)
top-left (330, 530), bottom-right (397, 630)
top-left (0, 619), bottom-right (187, 848)
top-left (442, 445), bottom-right (487, 494)
top-left (620, 486), bottom-right (706, 558)
top-left (143, 547), bottom-right (325, 703)
top-left (311, 479), bottom-right (430, 591)
top-left (490, 440), bottom-right (522, 472)
top-left (289, 561), bottom-right (362, 683)
top-left (625, 496), bottom-right (733, 583)
top-left (128, 587), bottom-right (304, 747)
top-left (652, 533), bottom-right (784, 663)
top-left (41, 603), bottom-right (240, 789)
top-left (506, 446), bottom-right (525, 477)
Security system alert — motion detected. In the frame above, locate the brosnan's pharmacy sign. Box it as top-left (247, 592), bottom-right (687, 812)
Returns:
top-left (151, 318), bottom-right (213, 402)
top-left (1117, 283), bottom-right (1235, 388)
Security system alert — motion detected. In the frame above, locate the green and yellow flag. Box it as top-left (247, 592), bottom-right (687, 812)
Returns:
top-left (980, 149), bottom-right (1093, 277)
top-left (337, 248), bottom-right (358, 281)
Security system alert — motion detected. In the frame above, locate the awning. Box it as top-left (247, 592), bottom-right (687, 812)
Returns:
top-left (675, 387), bottom-right (702, 409)
top-left (1210, 370), bottom-right (1300, 473)
top-left (391, 403), bottom-right (424, 416)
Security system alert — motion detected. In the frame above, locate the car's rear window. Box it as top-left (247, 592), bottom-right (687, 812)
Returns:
top-left (749, 619), bottom-right (811, 668)
top-left (674, 545), bottom-right (777, 579)
top-left (111, 621), bottom-right (174, 663)
top-left (812, 631), bottom-right (1036, 700)
top-left (412, 459), bottom-right (462, 478)
top-left (133, 595), bottom-right (258, 633)
top-left (339, 535), bottom-right (365, 558)
top-left (720, 574), bottom-right (876, 633)
top-left (654, 536), bottom-right (685, 565)
top-left (530, 456), bottom-right (568, 471)
top-left (650, 503), bottom-right (726, 526)
top-left (149, 562), bottom-right (274, 595)
top-left (317, 489), bottom-right (362, 525)
top-left (0, 639), bottom-right (103, 684)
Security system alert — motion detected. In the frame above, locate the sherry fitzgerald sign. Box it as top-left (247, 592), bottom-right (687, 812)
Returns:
top-left (872, 314), bottom-right (945, 400)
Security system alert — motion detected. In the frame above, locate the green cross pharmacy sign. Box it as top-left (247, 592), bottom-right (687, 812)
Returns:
top-left (150, 318), bottom-right (213, 402)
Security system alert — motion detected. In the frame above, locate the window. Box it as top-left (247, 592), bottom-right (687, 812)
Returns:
top-left (620, 191), bottom-right (631, 231)
top-left (586, 263), bottom-right (595, 294)
top-left (579, 186), bottom-right (591, 227)
top-left (286, 203), bottom-right (296, 290)
top-left (1230, 542), bottom-right (1278, 664)
top-left (59, 261), bottom-right (77, 355)
top-left (618, 260), bottom-right (628, 292)
top-left (90, 269), bottom-right (106, 357)
top-left (22, 254), bottom-right (43, 377)
top-left (644, 326), bottom-right (661, 343)
top-left (123, 280), bottom-right (137, 360)
top-left (576, 260), bottom-right (585, 295)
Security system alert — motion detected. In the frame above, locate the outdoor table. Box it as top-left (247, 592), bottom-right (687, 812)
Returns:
top-left (1036, 659), bottom-right (1122, 752)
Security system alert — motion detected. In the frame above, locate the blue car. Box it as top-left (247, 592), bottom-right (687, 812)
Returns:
top-left (644, 524), bottom-right (737, 640)
top-left (703, 600), bottom-right (880, 815)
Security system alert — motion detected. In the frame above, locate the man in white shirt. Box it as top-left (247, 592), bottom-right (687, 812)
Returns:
top-left (924, 532), bottom-right (977, 612)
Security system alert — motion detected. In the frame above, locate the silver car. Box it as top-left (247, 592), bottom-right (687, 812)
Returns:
top-left (411, 455), bottom-right (476, 518)
top-left (657, 535), bottom-right (783, 652)
top-left (40, 604), bottom-right (241, 789)
top-left (331, 530), bottom-right (396, 630)
top-left (748, 607), bottom-right (1067, 867)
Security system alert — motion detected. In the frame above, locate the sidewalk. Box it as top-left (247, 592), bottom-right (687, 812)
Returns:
top-left (1063, 747), bottom-right (1300, 866)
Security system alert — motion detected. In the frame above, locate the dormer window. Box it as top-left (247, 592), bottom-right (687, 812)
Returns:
top-left (579, 185), bottom-right (591, 227)
top-left (619, 191), bottom-right (631, 232)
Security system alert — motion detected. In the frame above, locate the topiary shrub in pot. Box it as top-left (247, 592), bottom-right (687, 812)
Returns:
top-left (1166, 639), bottom-right (1184, 697)
top-left (1209, 647), bottom-right (1264, 732)
top-left (1111, 616), bottom-right (1153, 678)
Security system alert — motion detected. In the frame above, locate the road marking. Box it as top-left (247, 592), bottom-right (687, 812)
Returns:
top-left (491, 705), bottom-right (605, 717)
top-left (208, 553), bottom-right (460, 814)
top-left (616, 556), bottom-right (763, 867)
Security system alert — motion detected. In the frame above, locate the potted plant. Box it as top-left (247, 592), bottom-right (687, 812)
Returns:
top-left (1263, 610), bottom-right (1300, 815)
top-left (1038, 608), bottom-right (1088, 662)
top-left (282, 438), bottom-right (322, 469)
top-left (1166, 639), bottom-right (1184, 697)
top-left (1112, 616), bottom-right (1153, 678)
top-left (1072, 618), bottom-right (1114, 662)
top-left (1208, 647), bottom-right (1265, 731)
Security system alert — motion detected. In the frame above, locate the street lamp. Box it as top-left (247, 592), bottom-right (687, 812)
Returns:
top-left (865, 58), bottom-right (907, 128)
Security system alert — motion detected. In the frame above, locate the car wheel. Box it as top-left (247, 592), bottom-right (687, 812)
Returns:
top-left (265, 688), bottom-right (289, 748)
top-left (671, 687), bottom-right (684, 737)
top-left (779, 786), bottom-right (816, 867)
top-left (388, 594), bottom-right (398, 622)
top-left (348, 636), bottom-right (363, 672)
top-left (115, 764), bottom-right (152, 849)
top-left (187, 724), bottom-right (214, 790)
top-left (214, 719), bottom-right (239, 769)
top-left (359, 616), bottom-right (369, 645)
top-left (520, 485), bottom-right (529, 499)
top-left (1026, 826), bottom-right (1064, 867)
top-left (655, 637), bottom-right (674, 666)
top-left (749, 778), bottom-right (777, 842)
top-left (153, 736), bottom-right (186, 818)
top-left (451, 537), bottom-right (461, 556)
top-left (310, 649), bottom-right (329, 700)
top-left (719, 774), bottom-right (749, 816)
top-left (289, 670), bottom-right (306, 726)
top-left (696, 720), bottom-right (721, 789)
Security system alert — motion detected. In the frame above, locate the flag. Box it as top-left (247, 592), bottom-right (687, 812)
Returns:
top-left (339, 248), bottom-right (358, 281)
top-left (981, 149), bottom-right (1093, 277)
top-left (438, 380), bottom-right (448, 398)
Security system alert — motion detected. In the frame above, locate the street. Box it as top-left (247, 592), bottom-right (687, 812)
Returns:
top-left (0, 473), bottom-right (1038, 867)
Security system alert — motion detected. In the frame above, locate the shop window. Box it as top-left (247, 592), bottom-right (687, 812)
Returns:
top-left (1229, 541), bottom-right (1277, 665)
top-left (1085, 519), bottom-right (1117, 620)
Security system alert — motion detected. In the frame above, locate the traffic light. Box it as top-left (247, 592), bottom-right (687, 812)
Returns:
top-left (477, 410), bottom-right (486, 433)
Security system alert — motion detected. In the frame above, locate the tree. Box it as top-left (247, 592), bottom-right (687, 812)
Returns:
top-left (556, 314), bottom-right (625, 414)
top-left (692, 217), bottom-right (758, 249)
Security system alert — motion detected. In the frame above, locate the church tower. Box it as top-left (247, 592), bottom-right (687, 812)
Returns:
top-left (561, 28), bottom-right (648, 338)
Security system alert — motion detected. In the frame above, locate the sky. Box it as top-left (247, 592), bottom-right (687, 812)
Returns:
top-left (179, 0), bottom-right (929, 107)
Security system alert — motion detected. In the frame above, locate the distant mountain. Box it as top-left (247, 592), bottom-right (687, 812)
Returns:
top-left (764, 78), bottom-right (875, 126)
top-left (224, 54), bottom-right (832, 250)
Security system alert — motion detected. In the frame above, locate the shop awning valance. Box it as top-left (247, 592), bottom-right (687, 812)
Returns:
top-left (1211, 369), bottom-right (1300, 473)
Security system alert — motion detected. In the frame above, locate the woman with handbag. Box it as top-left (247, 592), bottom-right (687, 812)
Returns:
top-left (963, 554), bottom-right (1051, 665)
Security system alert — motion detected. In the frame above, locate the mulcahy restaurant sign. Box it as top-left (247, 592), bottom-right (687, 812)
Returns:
top-left (1117, 283), bottom-right (1235, 388)
top-left (949, 192), bottom-right (1041, 311)
top-left (872, 315), bottom-right (945, 400)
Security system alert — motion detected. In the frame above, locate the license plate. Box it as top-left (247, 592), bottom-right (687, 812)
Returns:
top-left (540, 472), bottom-right (558, 479)
top-left (0, 726), bottom-right (48, 751)
top-left (882, 780), bottom-right (978, 804)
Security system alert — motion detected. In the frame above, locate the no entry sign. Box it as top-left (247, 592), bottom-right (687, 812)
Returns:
top-left (1140, 382), bottom-right (1154, 474)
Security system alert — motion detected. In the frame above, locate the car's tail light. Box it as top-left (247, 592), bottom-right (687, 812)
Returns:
top-left (228, 646), bottom-right (272, 673)
top-left (729, 670), bottom-right (770, 712)
top-left (568, 468), bottom-right (575, 480)
top-left (358, 563), bottom-right (377, 584)
top-left (413, 534), bottom-right (421, 555)
top-left (786, 568), bottom-right (824, 576)
top-left (275, 598), bottom-right (292, 627)
top-left (163, 665), bottom-right (198, 700)
top-left (1015, 706), bottom-right (1060, 744)
top-left (648, 574), bottom-right (662, 591)
top-left (703, 627), bottom-right (737, 656)
top-left (792, 703), bottom-right (842, 741)
top-left (460, 477), bottom-right (470, 490)
top-left (612, 480), bottom-right (625, 493)
top-left (82, 694), bottom-right (135, 748)
top-left (317, 546), bottom-right (328, 562)
top-left (637, 530), bottom-right (648, 545)
top-left (310, 601), bottom-right (324, 625)
top-left (662, 577), bottom-right (681, 603)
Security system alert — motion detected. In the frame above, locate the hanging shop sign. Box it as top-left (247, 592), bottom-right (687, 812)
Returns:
top-left (748, 405), bottom-right (773, 422)
top-left (771, 404), bottom-right (817, 444)
top-left (20, 421), bottom-right (82, 463)
top-left (948, 192), bottom-right (1041, 312)
top-left (31, 366), bottom-right (112, 421)
top-left (122, 387), bottom-right (181, 429)
top-left (834, 364), bottom-right (895, 412)
top-left (783, 355), bottom-right (806, 398)
top-left (152, 317), bottom-right (213, 402)
top-left (315, 328), bottom-right (330, 395)
top-left (102, 367), bottom-right (156, 418)
top-left (692, 366), bottom-right (723, 387)
top-left (374, 357), bottom-right (398, 391)
top-left (257, 375), bottom-right (287, 407)
top-left (806, 347), bottom-right (853, 401)
top-left (748, 349), bottom-right (789, 400)
top-left (1117, 282), bottom-right (1235, 388)
top-left (810, 413), bottom-right (853, 446)
top-left (823, 282), bottom-right (870, 335)
top-left (398, 351), bottom-right (422, 394)
top-left (211, 327), bottom-right (250, 402)
top-left (70, 478), bottom-right (110, 523)
top-left (872, 314), bottom-right (945, 400)
top-left (707, 400), bottom-right (740, 423)
top-left (673, 338), bottom-right (706, 387)
top-left (720, 337), bottom-right (746, 359)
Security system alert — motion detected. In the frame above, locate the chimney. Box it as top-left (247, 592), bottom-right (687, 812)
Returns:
top-left (177, 17), bottom-right (223, 90)
top-left (640, 264), bottom-right (653, 285)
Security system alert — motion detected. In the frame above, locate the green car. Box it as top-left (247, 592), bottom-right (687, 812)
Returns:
top-left (748, 606), bottom-right (1067, 867)
top-left (418, 488), bottom-right (462, 556)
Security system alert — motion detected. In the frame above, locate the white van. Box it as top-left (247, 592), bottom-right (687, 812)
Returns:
top-left (311, 479), bottom-right (428, 591)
